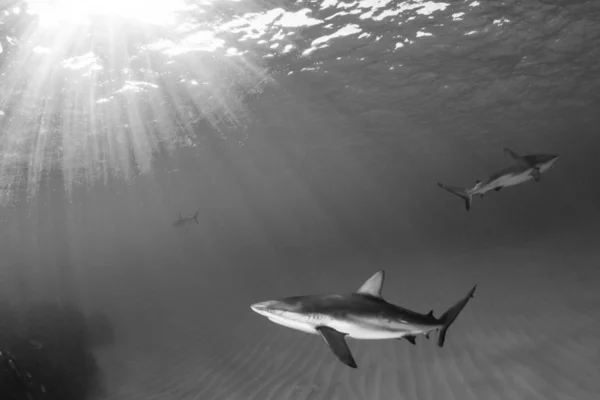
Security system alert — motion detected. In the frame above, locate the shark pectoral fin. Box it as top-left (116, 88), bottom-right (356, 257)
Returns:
top-left (356, 270), bottom-right (385, 298)
top-left (494, 187), bottom-right (502, 192)
top-left (479, 194), bottom-right (485, 199)
top-left (316, 326), bottom-right (357, 368)
top-left (403, 335), bottom-right (417, 345)
top-left (531, 168), bottom-right (541, 182)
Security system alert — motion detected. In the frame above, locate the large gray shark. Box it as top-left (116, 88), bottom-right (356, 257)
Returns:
top-left (172, 211), bottom-right (199, 228)
top-left (437, 148), bottom-right (559, 211)
top-left (250, 271), bottom-right (476, 368)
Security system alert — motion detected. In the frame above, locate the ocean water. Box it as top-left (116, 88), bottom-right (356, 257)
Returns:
top-left (1, 1), bottom-right (599, 399)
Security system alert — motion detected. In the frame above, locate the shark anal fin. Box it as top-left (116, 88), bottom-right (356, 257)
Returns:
top-left (316, 326), bottom-right (357, 369)
top-left (531, 168), bottom-right (541, 182)
top-left (494, 187), bottom-right (502, 192)
top-left (403, 335), bottom-right (417, 345)
top-left (356, 271), bottom-right (385, 298)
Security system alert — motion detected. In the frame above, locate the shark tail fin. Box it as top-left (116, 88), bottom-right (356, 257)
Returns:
top-left (437, 183), bottom-right (472, 211)
top-left (193, 211), bottom-right (199, 224)
top-left (437, 285), bottom-right (477, 347)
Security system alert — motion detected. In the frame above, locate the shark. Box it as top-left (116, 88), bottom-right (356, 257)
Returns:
top-left (437, 148), bottom-right (559, 211)
top-left (172, 211), bottom-right (199, 228)
top-left (250, 270), bottom-right (476, 368)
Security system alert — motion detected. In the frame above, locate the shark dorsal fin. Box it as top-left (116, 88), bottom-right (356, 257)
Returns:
top-left (504, 148), bottom-right (520, 160)
top-left (504, 148), bottom-right (531, 166)
top-left (427, 310), bottom-right (434, 317)
top-left (178, 212), bottom-right (182, 219)
top-left (475, 180), bottom-right (481, 184)
top-left (356, 270), bottom-right (385, 298)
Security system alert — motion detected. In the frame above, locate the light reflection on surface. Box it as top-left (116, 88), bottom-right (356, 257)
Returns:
top-left (0, 0), bottom-right (470, 205)
top-left (28, 0), bottom-right (191, 27)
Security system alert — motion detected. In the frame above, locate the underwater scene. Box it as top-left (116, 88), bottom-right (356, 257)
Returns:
top-left (0, 1), bottom-right (599, 399)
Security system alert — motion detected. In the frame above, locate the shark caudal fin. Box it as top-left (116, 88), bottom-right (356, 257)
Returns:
top-left (193, 211), bottom-right (199, 224)
top-left (437, 183), bottom-right (473, 211)
top-left (437, 285), bottom-right (477, 347)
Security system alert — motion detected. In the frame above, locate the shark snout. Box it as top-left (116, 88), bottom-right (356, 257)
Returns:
top-left (251, 299), bottom-right (296, 317)
top-left (540, 154), bottom-right (559, 171)
top-left (543, 154), bottom-right (559, 164)
top-left (250, 301), bottom-right (273, 316)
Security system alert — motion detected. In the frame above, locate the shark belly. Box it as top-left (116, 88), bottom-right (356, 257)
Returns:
top-left (267, 315), bottom-right (320, 335)
top-left (494, 171), bottom-right (533, 188)
top-left (326, 317), bottom-right (420, 340)
top-left (266, 312), bottom-right (423, 340)
top-left (539, 162), bottom-right (554, 173)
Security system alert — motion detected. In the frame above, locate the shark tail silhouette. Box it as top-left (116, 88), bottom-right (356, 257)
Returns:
top-left (437, 285), bottom-right (477, 347)
top-left (437, 183), bottom-right (472, 211)
top-left (193, 211), bottom-right (199, 224)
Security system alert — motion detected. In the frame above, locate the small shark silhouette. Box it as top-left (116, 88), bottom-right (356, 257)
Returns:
top-left (250, 271), bottom-right (476, 368)
top-left (437, 148), bottom-right (559, 211)
top-left (172, 211), bottom-right (199, 228)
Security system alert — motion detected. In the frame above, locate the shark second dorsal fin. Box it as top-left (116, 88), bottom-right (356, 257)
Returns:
top-left (356, 270), bottom-right (385, 298)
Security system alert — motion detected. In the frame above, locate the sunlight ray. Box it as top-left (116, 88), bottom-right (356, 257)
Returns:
top-left (0, 1), bottom-right (257, 204)
top-left (29, 0), bottom-right (191, 27)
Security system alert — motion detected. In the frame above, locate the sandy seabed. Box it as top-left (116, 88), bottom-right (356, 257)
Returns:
top-left (95, 245), bottom-right (600, 400)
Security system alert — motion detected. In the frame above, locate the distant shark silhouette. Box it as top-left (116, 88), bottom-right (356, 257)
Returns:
top-left (437, 148), bottom-right (559, 211)
top-left (250, 271), bottom-right (476, 368)
top-left (172, 211), bottom-right (199, 228)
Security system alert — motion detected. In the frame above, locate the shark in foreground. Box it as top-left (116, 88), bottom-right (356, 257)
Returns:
top-left (172, 211), bottom-right (199, 228)
top-left (250, 271), bottom-right (476, 368)
top-left (437, 148), bottom-right (559, 211)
